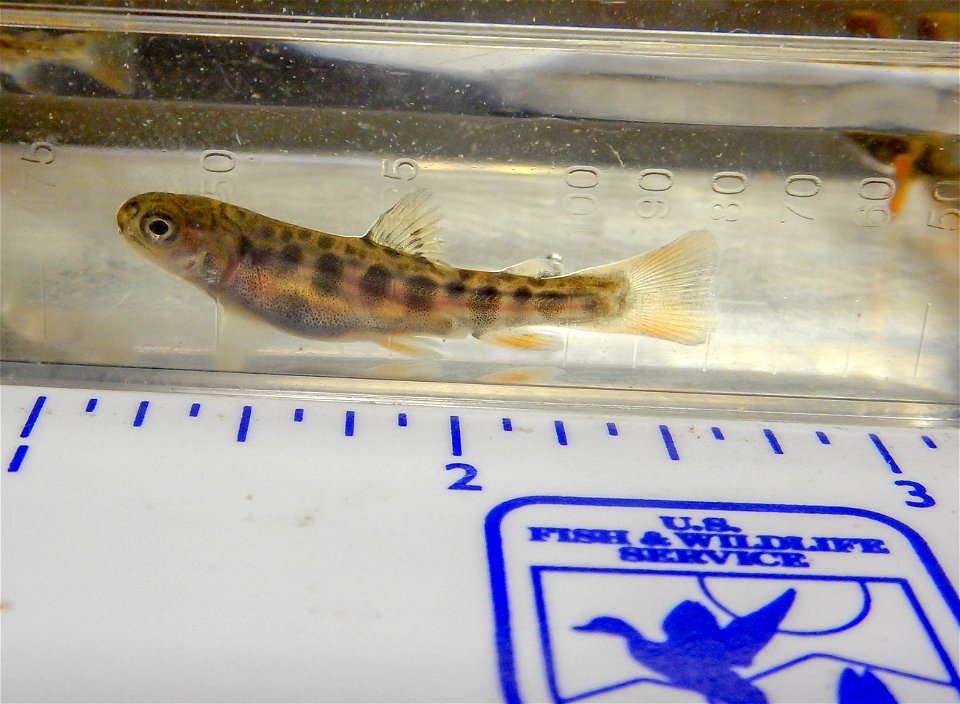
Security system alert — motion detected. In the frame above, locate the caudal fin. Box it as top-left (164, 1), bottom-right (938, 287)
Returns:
top-left (580, 230), bottom-right (717, 344)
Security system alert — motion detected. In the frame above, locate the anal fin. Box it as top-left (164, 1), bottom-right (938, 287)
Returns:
top-left (479, 329), bottom-right (562, 351)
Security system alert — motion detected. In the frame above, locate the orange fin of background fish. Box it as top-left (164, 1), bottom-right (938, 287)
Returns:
top-left (375, 335), bottom-right (442, 358)
top-left (500, 256), bottom-right (564, 278)
top-left (477, 366), bottom-right (562, 384)
top-left (579, 230), bottom-right (718, 345)
top-left (78, 34), bottom-right (138, 95)
top-left (479, 329), bottom-right (562, 351)
top-left (888, 153), bottom-right (912, 218)
top-left (363, 189), bottom-right (446, 264)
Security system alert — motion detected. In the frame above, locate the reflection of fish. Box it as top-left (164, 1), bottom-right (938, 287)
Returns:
top-left (574, 589), bottom-right (796, 704)
top-left (117, 190), bottom-right (716, 355)
top-left (0, 30), bottom-right (136, 95)
top-left (847, 131), bottom-right (960, 217)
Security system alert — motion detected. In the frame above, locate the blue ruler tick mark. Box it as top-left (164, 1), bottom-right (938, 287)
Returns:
top-left (869, 433), bottom-right (901, 474)
top-left (606, 422), bottom-right (618, 437)
top-left (189, 403), bottom-right (201, 417)
top-left (711, 426), bottom-right (724, 440)
top-left (397, 412), bottom-right (407, 427)
top-left (237, 405), bottom-right (252, 442)
top-left (450, 416), bottom-right (462, 456)
top-left (85, 398), bottom-right (98, 413)
top-left (659, 424), bottom-right (679, 461)
top-left (7, 445), bottom-right (29, 473)
top-left (502, 418), bottom-right (513, 432)
top-left (921, 435), bottom-right (937, 449)
top-left (133, 401), bottom-right (149, 427)
top-left (20, 395), bottom-right (47, 438)
top-left (344, 410), bottom-right (355, 437)
top-left (293, 408), bottom-right (304, 422)
top-left (816, 431), bottom-right (830, 445)
top-left (554, 420), bottom-right (568, 446)
top-left (763, 428), bottom-right (783, 454)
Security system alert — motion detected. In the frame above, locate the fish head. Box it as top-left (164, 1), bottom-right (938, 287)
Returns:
top-left (118, 192), bottom-right (239, 290)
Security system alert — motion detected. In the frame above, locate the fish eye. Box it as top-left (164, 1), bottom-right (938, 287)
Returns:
top-left (141, 214), bottom-right (177, 243)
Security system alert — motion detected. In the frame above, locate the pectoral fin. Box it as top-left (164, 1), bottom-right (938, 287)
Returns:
top-left (374, 335), bottom-right (442, 358)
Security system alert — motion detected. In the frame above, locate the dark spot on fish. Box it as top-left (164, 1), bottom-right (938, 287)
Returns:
top-left (250, 247), bottom-right (274, 267)
top-left (258, 225), bottom-right (273, 241)
top-left (345, 242), bottom-right (363, 258)
top-left (316, 235), bottom-right (333, 250)
top-left (312, 252), bottom-right (343, 295)
top-left (280, 243), bottom-right (303, 265)
top-left (406, 275), bottom-right (438, 312)
top-left (468, 285), bottom-right (501, 329)
top-left (280, 228), bottom-right (294, 243)
top-left (536, 290), bottom-right (565, 318)
top-left (445, 280), bottom-right (467, 297)
top-left (297, 229), bottom-right (311, 242)
top-left (512, 286), bottom-right (532, 302)
top-left (469, 285), bottom-right (500, 312)
top-left (583, 295), bottom-right (600, 314)
top-left (457, 270), bottom-right (474, 282)
top-left (237, 235), bottom-right (253, 259)
top-left (360, 264), bottom-right (392, 302)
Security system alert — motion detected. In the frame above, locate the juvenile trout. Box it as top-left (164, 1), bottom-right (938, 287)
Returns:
top-left (117, 190), bottom-right (716, 353)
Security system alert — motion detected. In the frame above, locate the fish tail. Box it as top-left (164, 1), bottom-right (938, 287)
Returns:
top-left (73, 33), bottom-right (138, 95)
top-left (580, 230), bottom-right (717, 344)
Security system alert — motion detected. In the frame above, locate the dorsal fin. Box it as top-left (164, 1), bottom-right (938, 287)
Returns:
top-left (363, 189), bottom-right (445, 264)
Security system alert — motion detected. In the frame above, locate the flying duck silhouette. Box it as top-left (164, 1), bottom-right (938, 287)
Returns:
top-left (573, 588), bottom-right (796, 704)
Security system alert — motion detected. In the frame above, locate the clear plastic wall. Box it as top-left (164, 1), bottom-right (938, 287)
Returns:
top-left (1, 2), bottom-right (957, 419)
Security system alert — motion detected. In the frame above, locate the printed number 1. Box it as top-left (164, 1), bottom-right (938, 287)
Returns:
top-left (894, 480), bottom-right (935, 508)
top-left (446, 462), bottom-right (482, 491)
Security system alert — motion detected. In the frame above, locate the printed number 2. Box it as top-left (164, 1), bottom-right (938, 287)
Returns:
top-left (446, 462), bottom-right (482, 491)
top-left (894, 480), bottom-right (935, 508)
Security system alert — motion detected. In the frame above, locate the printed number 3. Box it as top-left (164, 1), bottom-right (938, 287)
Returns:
top-left (894, 480), bottom-right (936, 508)
top-left (446, 462), bottom-right (482, 491)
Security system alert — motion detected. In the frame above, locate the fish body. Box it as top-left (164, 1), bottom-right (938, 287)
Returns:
top-left (117, 191), bottom-right (716, 351)
top-left (0, 30), bottom-right (135, 95)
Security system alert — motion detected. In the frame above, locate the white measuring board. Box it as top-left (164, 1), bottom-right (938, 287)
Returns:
top-left (2, 384), bottom-right (958, 703)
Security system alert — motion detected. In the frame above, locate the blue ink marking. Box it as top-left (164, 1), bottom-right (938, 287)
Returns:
top-left (7, 445), bottom-right (29, 473)
top-left (398, 412), bottom-right (407, 427)
top-left (450, 415), bottom-right (462, 456)
top-left (189, 403), bottom-right (201, 417)
top-left (711, 426), bottom-right (724, 440)
top-left (659, 424), bottom-right (679, 461)
top-left (869, 433), bottom-right (902, 474)
top-left (763, 428), bottom-right (783, 454)
top-left (344, 410), bottom-right (355, 437)
top-left (922, 435), bottom-right (937, 449)
top-left (237, 405), bottom-right (252, 442)
top-left (85, 398), bottom-right (98, 413)
top-left (293, 408), bottom-right (304, 422)
top-left (607, 422), bottom-right (618, 437)
top-left (133, 401), bottom-right (149, 427)
top-left (485, 497), bottom-right (960, 704)
top-left (502, 418), bottom-right (512, 432)
top-left (816, 431), bottom-right (830, 445)
top-left (554, 420), bottom-right (568, 446)
top-left (20, 395), bottom-right (47, 438)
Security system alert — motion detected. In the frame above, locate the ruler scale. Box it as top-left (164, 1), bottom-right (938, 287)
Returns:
top-left (2, 384), bottom-right (958, 703)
